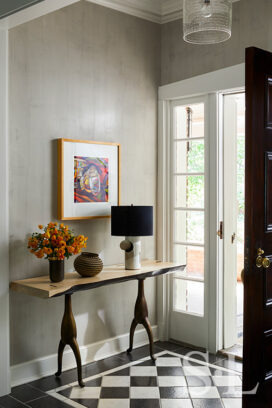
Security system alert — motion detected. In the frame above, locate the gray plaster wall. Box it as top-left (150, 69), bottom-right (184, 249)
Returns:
top-left (161, 0), bottom-right (272, 85)
top-left (9, 0), bottom-right (160, 365)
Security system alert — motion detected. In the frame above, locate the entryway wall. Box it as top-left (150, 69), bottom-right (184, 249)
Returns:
top-left (7, 0), bottom-right (160, 391)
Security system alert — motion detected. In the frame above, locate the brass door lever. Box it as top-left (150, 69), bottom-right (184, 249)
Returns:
top-left (256, 248), bottom-right (271, 269)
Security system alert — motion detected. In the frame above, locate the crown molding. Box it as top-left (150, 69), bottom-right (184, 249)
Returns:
top-left (86, 0), bottom-right (240, 25)
top-left (85, 0), bottom-right (162, 23)
top-left (3, 0), bottom-right (241, 29)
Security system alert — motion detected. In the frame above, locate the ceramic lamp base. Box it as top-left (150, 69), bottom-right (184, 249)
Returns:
top-left (120, 236), bottom-right (141, 270)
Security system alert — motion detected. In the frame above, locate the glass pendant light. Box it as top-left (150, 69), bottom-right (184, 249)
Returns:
top-left (183, 0), bottom-right (232, 45)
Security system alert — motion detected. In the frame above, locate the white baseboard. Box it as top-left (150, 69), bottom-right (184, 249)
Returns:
top-left (11, 325), bottom-right (158, 387)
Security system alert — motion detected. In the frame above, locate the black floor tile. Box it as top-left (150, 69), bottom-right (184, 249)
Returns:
top-left (10, 384), bottom-right (45, 403)
top-left (27, 395), bottom-right (72, 408)
top-left (136, 360), bottom-right (156, 367)
top-left (84, 356), bottom-right (126, 377)
top-left (29, 367), bottom-right (81, 391)
top-left (58, 388), bottom-right (72, 399)
top-left (85, 378), bottom-right (102, 387)
top-left (117, 344), bottom-right (161, 363)
top-left (192, 399), bottom-right (224, 408)
top-left (131, 376), bottom-right (157, 386)
top-left (106, 367), bottom-right (130, 376)
top-left (71, 399), bottom-right (98, 408)
top-left (157, 367), bottom-right (184, 376)
top-left (155, 341), bottom-right (182, 352)
top-left (130, 399), bottom-right (160, 408)
top-left (0, 395), bottom-right (28, 408)
top-left (214, 358), bottom-right (243, 373)
top-left (175, 345), bottom-right (205, 357)
top-left (100, 387), bottom-right (129, 399)
top-left (209, 367), bottom-right (232, 377)
top-left (186, 376), bottom-right (213, 387)
top-left (179, 351), bottom-right (219, 366)
top-left (159, 386), bottom-right (189, 399)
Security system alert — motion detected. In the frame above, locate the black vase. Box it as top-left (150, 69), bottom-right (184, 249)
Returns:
top-left (49, 259), bottom-right (64, 283)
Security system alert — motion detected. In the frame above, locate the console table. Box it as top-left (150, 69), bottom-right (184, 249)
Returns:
top-left (10, 260), bottom-right (184, 388)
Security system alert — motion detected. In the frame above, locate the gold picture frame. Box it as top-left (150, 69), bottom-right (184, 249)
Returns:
top-left (58, 138), bottom-right (121, 220)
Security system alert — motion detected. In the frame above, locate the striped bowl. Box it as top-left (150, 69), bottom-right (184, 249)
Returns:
top-left (74, 252), bottom-right (103, 277)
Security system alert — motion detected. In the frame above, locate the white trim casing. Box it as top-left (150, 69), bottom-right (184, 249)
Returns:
top-left (157, 63), bottom-right (245, 353)
top-left (208, 93), bottom-right (221, 353)
top-left (11, 325), bottom-right (158, 387)
top-left (159, 64), bottom-right (245, 101)
top-left (0, 28), bottom-right (10, 397)
top-left (157, 100), bottom-right (171, 340)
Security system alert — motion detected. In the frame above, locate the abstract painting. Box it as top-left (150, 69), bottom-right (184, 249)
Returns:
top-left (58, 139), bottom-right (120, 220)
top-left (74, 157), bottom-right (109, 203)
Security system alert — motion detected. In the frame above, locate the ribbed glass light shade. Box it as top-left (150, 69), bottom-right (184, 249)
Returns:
top-left (183, 0), bottom-right (232, 45)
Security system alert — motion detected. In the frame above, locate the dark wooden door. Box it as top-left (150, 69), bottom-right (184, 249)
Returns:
top-left (243, 47), bottom-right (272, 407)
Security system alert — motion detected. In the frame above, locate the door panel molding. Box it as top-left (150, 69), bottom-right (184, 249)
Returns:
top-left (265, 152), bottom-right (272, 232)
top-left (265, 76), bottom-right (272, 130)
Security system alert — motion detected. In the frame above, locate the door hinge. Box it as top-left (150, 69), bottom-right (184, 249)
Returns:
top-left (217, 221), bottom-right (223, 239)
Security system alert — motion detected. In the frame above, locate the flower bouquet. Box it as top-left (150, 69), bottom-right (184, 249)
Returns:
top-left (28, 222), bottom-right (88, 282)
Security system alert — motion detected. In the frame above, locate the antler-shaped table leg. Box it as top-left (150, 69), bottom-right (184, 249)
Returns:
top-left (55, 294), bottom-right (85, 387)
top-left (127, 279), bottom-right (156, 361)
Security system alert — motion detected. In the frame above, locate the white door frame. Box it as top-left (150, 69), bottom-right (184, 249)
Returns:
top-left (157, 63), bottom-right (245, 353)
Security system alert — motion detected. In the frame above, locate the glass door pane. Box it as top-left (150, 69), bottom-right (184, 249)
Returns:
top-left (172, 101), bottom-right (205, 317)
top-left (170, 96), bottom-right (209, 349)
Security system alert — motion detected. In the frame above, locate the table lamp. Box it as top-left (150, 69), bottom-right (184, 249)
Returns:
top-left (111, 205), bottom-right (153, 270)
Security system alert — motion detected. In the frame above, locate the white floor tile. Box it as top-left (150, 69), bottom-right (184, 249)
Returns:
top-left (161, 399), bottom-right (193, 408)
top-left (130, 366), bottom-right (157, 376)
top-left (222, 398), bottom-right (242, 408)
top-left (158, 376), bottom-right (187, 387)
top-left (70, 386), bottom-right (101, 399)
top-left (189, 386), bottom-right (220, 399)
top-left (98, 399), bottom-right (130, 408)
top-left (213, 375), bottom-right (242, 386)
top-left (130, 386), bottom-right (160, 399)
top-left (101, 376), bottom-right (130, 387)
top-left (156, 357), bottom-right (182, 367)
top-left (183, 366), bottom-right (211, 377)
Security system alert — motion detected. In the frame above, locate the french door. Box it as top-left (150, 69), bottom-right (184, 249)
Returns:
top-left (169, 96), bottom-right (210, 349)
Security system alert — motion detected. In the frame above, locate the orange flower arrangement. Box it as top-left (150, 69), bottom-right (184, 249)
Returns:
top-left (28, 222), bottom-right (88, 261)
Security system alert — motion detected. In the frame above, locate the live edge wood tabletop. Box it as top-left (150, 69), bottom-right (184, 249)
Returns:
top-left (10, 260), bottom-right (185, 388)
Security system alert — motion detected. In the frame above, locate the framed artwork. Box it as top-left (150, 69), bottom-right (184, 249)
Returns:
top-left (58, 138), bottom-right (121, 220)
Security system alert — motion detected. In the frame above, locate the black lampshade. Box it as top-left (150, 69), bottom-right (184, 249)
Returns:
top-left (111, 206), bottom-right (153, 237)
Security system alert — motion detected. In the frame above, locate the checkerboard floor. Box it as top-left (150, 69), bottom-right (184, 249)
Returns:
top-left (48, 350), bottom-right (242, 408)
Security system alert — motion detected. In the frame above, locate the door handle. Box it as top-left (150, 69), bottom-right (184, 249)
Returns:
top-left (256, 248), bottom-right (271, 269)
